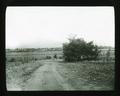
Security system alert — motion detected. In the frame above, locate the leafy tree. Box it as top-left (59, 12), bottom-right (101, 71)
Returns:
top-left (63, 37), bottom-right (100, 62)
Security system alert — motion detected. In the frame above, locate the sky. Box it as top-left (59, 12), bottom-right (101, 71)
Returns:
top-left (6, 7), bottom-right (115, 49)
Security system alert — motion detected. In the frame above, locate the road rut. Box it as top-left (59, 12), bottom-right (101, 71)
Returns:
top-left (23, 60), bottom-right (74, 90)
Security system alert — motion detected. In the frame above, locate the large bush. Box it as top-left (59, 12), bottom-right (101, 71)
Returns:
top-left (63, 38), bottom-right (100, 62)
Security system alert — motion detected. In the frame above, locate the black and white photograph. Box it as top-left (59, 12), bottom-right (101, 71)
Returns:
top-left (6, 7), bottom-right (115, 91)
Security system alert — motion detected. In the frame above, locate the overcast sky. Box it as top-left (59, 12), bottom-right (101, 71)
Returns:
top-left (6, 7), bottom-right (114, 49)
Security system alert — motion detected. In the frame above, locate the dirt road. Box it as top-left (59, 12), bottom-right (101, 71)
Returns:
top-left (7, 59), bottom-right (113, 90)
top-left (22, 60), bottom-right (74, 90)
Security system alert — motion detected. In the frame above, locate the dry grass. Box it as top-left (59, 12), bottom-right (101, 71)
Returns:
top-left (57, 61), bottom-right (114, 90)
top-left (6, 56), bottom-right (43, 89)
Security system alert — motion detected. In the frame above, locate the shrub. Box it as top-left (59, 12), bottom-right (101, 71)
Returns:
top-left (59, 56), bottom-right (63, 59)
top-left (34, 58), bottom-right (38, 61)
top-left (63, 37), bottom-right (100, 62)
top-left (9, 58), bottom-right (16, 62)
top-left (46, 56), bottom-right (51, 59)
top-left (54, 54), bottom-right (57, 59)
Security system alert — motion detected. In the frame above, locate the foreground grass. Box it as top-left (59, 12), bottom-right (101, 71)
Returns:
top-left (57, 61), bottom-right (114, 90)
top-left (6, 60), bottom-right (43, 90)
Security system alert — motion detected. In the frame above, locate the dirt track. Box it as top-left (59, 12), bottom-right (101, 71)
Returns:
top-left (7, 59), bottom-right (113, 91)
top-left (22, 60), bottom-right (74, 90)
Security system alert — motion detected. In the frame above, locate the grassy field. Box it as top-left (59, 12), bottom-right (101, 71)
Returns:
top-left (6, 55), bottom-right (44, 90)
top-left (57, 61), bottom-right (114, 90)
top-left (6, 50), bottom-right (62, 61)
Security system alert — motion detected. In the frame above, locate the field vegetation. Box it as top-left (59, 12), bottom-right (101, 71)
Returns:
top-left (57, 60), bottom-right (114, 90)
top-left (6, 54), bottom-right (44, 90)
